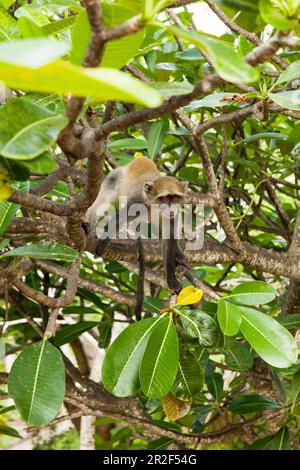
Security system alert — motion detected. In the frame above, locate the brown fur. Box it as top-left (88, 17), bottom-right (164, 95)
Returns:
top-left (128, 157), bottom-right (159, 177)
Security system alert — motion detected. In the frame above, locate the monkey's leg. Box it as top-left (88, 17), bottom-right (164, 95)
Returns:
top-left (95, 211), bottom-right (145, 320)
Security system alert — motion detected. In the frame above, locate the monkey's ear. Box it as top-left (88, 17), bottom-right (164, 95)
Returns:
top-left (144, 181), bottom-right (154, 195)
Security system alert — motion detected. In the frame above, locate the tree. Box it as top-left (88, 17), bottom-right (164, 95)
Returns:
top-left (0, 0), bottom-right (300, 451)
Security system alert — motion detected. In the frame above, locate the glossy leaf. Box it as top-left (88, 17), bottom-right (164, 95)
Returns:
top-left (0, 60), bottom-right (162, 108)
top-left (177, 286), bottom-right (204, 306)
top-left (269, 91), bottom-right (300, 111)
top-left (240, 306), bottom-right (298, 368)
top-left (165, 24), bottom-right (259, 84)
top-left (42, 16), bottom-right (76, 36)
top-left (229, 394), bottom-right (280, 415)
top-left (70, 4), bottom-right (144, 69)
top-left (180, 310), bottom-right (219, 347)
top-left (108, 138), bottom-right (147, 150)
top-left (259, 0), bottom-right (300, 30)
top-left (0, 425), bottom-right (21, 438)
top-left (205, 372), bottom-right (223, 401)
top-left (0, 7), bottom-right (19, 41)
top-left (0, 38), bottom-right (68, 68)
top-left (23, 152), bottom-right (56, 174)
top-left (147, 118), bottom-right (169, 159)
top-left (249, 426), bottom-right (290, 450)
top-left (98, 320), bottom-right (112, 349)
top-left (223, 341), bottom-right (254, 370)
top-left (0, 243), bottom-right (77, 262)
top-left (150, 81), bottom-right (193, 96)
top-left (172, 352), bottom-right (204, 400)
top-left (0, 180), bottom-right (29, 237)
top-left (0, 98), bottom-right (67, 160)
top-left (217, 299), bottom-right (242, 336)
top-left (8, 340), bottom-right (65, 425)
top-left (162, 392), bottom-right (191, 421)
top-left (102, 317), bottom-right (160, 397)
top-left (228, 281), bottom-right (276, 305)
top-left (140, 316), bottom-right (179, 398)
top-left (275, 59), bottom-right (300, 85)
top-left (143, 296), bottom-right (165, 314)
top-left (54, 321), bottom-right (100, 346)
top-left (277, 314), bottom-right (300, 329)
top-left (184, 92), bottom-right (240, 111)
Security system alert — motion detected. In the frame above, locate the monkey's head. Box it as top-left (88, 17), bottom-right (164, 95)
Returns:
top-left (143, 176), bottom-right (189, 208)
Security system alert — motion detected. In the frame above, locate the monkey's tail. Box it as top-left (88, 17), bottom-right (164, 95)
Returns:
top-left (134, 237), bottom-right (144, 321)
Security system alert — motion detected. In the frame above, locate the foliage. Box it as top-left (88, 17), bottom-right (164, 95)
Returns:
top-left (0, 0), bottom-right (299, 451)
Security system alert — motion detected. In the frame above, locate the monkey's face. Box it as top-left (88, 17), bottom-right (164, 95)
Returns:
top-left (144, 176), bottom-right (188, 217)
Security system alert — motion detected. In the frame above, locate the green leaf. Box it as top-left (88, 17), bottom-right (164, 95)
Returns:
top-left (54, 321), bottom-right (99, 346)
top-left (249, 426), bottom-right (290, 450)
top-left (143, 296), bottom-right (164, 314)
top-left (164, 24), bottom-right (259, 84)
top-left (172, 351), bottom-right (204, 400)
top-left (223, 340), bottom-right (254, 370)
top-left (0, 98), bottom-right (68, 160)
top-left (150, 81), bottom-right (193, 97)
top-left (277, 314), bottom-right (300, 329)
top-left (0, 156), bottom-right (30, 181)
top-left (102, 317), bottom-right (160, 397)
top-left (205, 371), bottom-right (223, 401)
top-left (0, 7), bottom-right (19, 41)
top-left (239, 306), bottom-right (298, 368)
top-left (18, 17), bottom-right (45, 39)
top-left (228, 281), bottom-right (276, 305)
top-left (8, 340), bottom-right (65, 425)
top-left (108, 138), bottom-right (147, 150)
top-left (42, 16), bottom-right (77, 36)
top-left (69, 9), bottom-right (89, 66)
top-left (147, 118), bottom-right (169, 159)
top-left (0, 61), bottom-right (162, 108)
top-left (0, 405), bottom-right (15, 415)
top-left (101, 3), bottom-right (144, 69)
top-left (0, 243), bottom-right (77, 262)
top-left (259, 0), bottom-right (300, 31)
top-left (98, 320), bottom-right (112, 349)
top-left (140, 316), bottom-right (179, 398)
top-left (180, 310), bottom-right (220, 347)
top-left (217, 300), bottom-right (242, 336)
top-left (229, 394), bottom-right (280, 414)
top-left (0, 38), bottom-right (68, 68)
top-left (269, 90), bottom-right (300, 111)
top-left (184, 92), bottom-right (240, 111)
top-left (148, 436), bottom-right (174, 450)
top-left (23, 152), bottom-right (56, 174)
top-left (0, 180), bottom-right (29, 237)
top-left (62, 306), bottom-right (100, 315)
top-left (70, 4), bottom-right (144, 70)
top-left (275, 59), bottom-right (300, 85)
top-left (0, 425), bottom-right (21, 438)
top-left (0, 0), bottom-right (15, 9)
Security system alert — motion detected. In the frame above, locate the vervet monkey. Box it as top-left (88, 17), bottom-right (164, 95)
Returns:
top-left (83, 157), bottom-right (189, 311)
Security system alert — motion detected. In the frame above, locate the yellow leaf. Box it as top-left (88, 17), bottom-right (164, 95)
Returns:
top-left (134, 152), bottom-right (145, 158)
top-left (162, 392), bottom-right (191, 421)
top-left (176, 285), bottom-right (203, 306)
top-left (0, 165), bottom-right (12, 202)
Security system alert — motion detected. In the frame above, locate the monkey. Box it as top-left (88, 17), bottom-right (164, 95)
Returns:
top-left (82, 156), bottom-right (189, 314)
